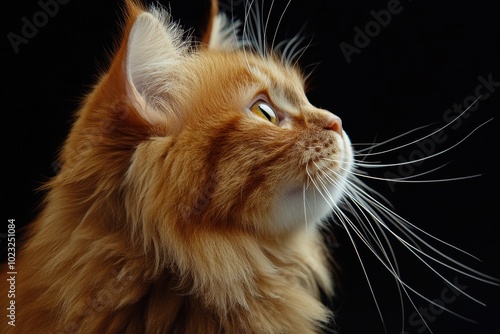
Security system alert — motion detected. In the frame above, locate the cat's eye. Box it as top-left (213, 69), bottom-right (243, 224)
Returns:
top-left (249, 101), bottom-right (279, 125)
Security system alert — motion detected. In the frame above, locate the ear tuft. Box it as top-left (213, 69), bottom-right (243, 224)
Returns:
top-left (126, 8), bottom-right (188, 126)
top-left (207, 14), bottom-right (242, 50)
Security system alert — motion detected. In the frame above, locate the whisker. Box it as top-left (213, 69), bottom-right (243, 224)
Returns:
top-left (341, 174), bottom-right (484, 264)
top-left (355, 123), bottom-right (436, 154)
top-left (315, 166), bottom-right (496, 330)
top-left (334, 184), bottom-right (478, 324)
top-left (341, 165), bottom-right (482, 184)
top-left (319, 169), bottom-right (389, 254)
top-left (359, 133), bottom-right (380, 162)
top-left (312, 171), bottom-right (388, 331)
top-left (345, 184), bottom-right (423, 254)
top-left (322, 171), bottom-right (409, 321)
top-left (345, 176), bottom-right (500, 285)
top-left (282, 35), bottom-right (305, 64)
top-left (354, 118), bottom-right (493, 168)
top-left (352, 158), bottom-right (383, 164)
top-left (241, 0), bottom-right (253, 70)
top-left (292, 33), bottom-right (314, 67)
top-left (270, 0), bottom-right (292, 52)
top-left (263, 0), bottom-right (276, 51)
top-left (339, 194), bottom-right (416, 332)
top-left (355, 96), bottom-right (482, 157)
top-left (318, 169), bottom-right (441, 333)
top-left (317, 177), bottom-right (438, 331)
top-left (346, 187), bottom-right (488, 305)
top-left (349, 172), bottom-right (395, 209)
top-left (246, 0), bottom-right (262, 54)
top-left (323, 158), bottom-right (479, 185)
top-left (389, 163), bottom-right (450, 180)
top-left (325, 166), bottom-right (499, 293)
top-left (303, 61), bottom-right (321, 85)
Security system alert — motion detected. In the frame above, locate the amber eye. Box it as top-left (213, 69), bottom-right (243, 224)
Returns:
top-left (250, 101), bottom-right (279, 125)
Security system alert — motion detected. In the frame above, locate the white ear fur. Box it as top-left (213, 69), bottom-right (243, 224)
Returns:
top-left (207, 14), bottom-right (242, 50)
top-left (126, 9), bottom-right (187, 125)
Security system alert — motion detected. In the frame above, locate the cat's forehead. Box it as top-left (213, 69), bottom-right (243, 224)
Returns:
top-left (192, 51), bottom-right (310, 117)
top-left (239, 55), bottom-right (309, 114)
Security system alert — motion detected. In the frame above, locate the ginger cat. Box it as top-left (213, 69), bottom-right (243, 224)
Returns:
top-left (1, 0), bottom-right (352, 333)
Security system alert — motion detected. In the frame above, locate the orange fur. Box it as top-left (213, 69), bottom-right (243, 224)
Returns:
top-left (2, 1), bottom-right (352, 333)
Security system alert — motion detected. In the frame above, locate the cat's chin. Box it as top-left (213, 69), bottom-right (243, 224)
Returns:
top-left (273, 131), bottom-right (353, 232)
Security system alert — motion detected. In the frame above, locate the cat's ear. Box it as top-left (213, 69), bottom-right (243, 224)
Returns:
top-left (123, 2), bottom-right (187, 128)
top-left (202, 0), bottom-right (241, 50)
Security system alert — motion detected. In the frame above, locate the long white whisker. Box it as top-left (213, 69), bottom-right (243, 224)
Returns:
top-left (292, 36), bottom-right (314, 67)
top-left (263, 0), bottom-right (275, 50)
top-left (345, 184), bottom-right (488, 305)
top-left (355, 123), bottom-right (437, 154)
top-left (332, 184), bottom-right (477, 324)
top-left (349, 172), bottom-right (396, 209)
top-left (317, 174), bottom-right (441, 331)
top-left (270, 0), bottom-right (292, 52)
top-left (345, 182), bottom-right (423, 253)
top-left (340, 188), bottom-right (410, 332)
top-left (312, 172), bottom-right (388, 331)
top-left (280, 32), bottom-right (306, 64)
top-left (319, 169), bottom-right (438, 333)
top-left (303, 61), bottom-right (321, 84)
top-left (355, 118), bottom-right (493, 169)
top-left (323, 171), bottom-right (408, 325)
top-left (320, 169), bottom-right (392, 256)
top-left (343, 174), bottom-right (483, 263)
top-left (340, 166), bottom-right (481, 184)
top-left (242, 0), bottom-right (254, 70)
top-left (331, 169), bottom-right (496, 282)
top-left (345, 175), bottom-right (500, 286)
top-left (355, 96), bottom-right (482, 157)
top-left (329, 159), bottom-right (455, 182)
top-left (359, 133), bottom-right (380, 162)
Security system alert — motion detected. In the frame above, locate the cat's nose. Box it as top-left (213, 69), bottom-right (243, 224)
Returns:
top-left (324, 114), bottom-right (343, 135)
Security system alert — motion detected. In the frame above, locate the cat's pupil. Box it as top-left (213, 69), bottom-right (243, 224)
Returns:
top-left (249, 100), bottom-right (278, 125)
top-left (259, 104), bottom-right (275, 121)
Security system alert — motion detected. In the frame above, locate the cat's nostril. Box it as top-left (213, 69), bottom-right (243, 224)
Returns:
top-left (324, 114), bottom-right (343, 135)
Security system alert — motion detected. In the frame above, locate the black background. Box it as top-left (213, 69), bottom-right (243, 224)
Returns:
top-left (2, 0), bottom-right (499, 333)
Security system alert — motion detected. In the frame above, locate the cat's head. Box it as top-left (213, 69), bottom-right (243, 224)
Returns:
top-left (62, 1), bottom-right (353, 237)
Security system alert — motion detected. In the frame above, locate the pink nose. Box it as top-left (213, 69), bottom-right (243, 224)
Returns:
top-left (324, 114), bottom-right (343, 135)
